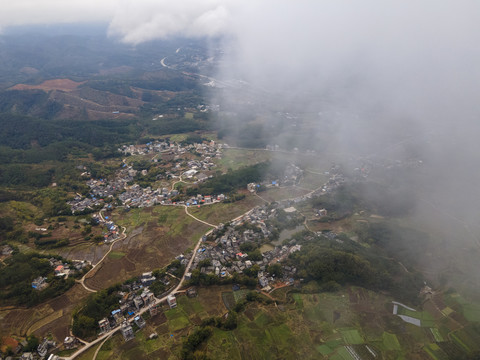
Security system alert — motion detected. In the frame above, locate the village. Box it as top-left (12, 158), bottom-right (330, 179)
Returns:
top-left (0, 139), bottom-right (347, 360)
top-left (0, 153), bottom-right (351, 359)
top-left (68, 139), bottom-right (225, 213)
top-left (189, 203), bottom-right (304, 290)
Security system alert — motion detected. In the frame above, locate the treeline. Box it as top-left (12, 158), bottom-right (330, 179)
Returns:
top-left (72, 286), bottom-right (121, 339)
top-left (0, 113), bottom-right (138, 150)
top-left (311, 181), bottom-right (415, 222)
top-left (186, 162), bottom-right (270, 196)
top-left (289, 231), bottom-right (424, 305)
top-left (0, 252), bottom-right (75, 306)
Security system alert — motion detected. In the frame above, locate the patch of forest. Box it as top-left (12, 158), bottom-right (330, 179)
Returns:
top-left (0, 252), bottom-right (77, 306)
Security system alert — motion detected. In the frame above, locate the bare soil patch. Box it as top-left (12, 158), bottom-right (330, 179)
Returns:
top-left (0, 284), bottom-right (89, 342)
top-left (85, 214), bottom-right (209, 290)
top-left (10, 79), bottom-right (85, 92)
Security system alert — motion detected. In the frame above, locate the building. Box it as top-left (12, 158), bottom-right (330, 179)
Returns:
top-left (63, 336), bottom-right (78, 350)
top-left (54, 265), bottom-right (64, 276)
top-left (134, 315), bottom-right (146, 329)
top-left (37, 338), bottom-right (55, 358)
top-left (186, 287), bottom-right (197, 298)
top-left (98, 318), bottom-right (111, 334)
top-left (317, 208), bottom-right (328, 217)
top-left (133, 296), bottom-right (144, 310)
top-left (32, 276), bottom-right (48, 291)
top-left (167, 295), bottom-right (177, 309)
top-left (141, 289), bottom-right (155, 305)
top-left (140, 272), bottom-right (156, 286)
top-left (112, 309), bottom-right (124, 325)
top-left (120, 321), bottom-right (135, 341)
top-left (149, 304), bottom-right (159, 316)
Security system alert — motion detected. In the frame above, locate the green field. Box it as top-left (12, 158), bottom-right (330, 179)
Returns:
top-left (108, 251), bottom-right (125, 259)
top-left (396, 306), bottom-right (436, 327)
top-left (86, 289), bottom-right (480, 360)
top-left (340, 329), bottom-right (364, 345)
top-left (430, 328), bottom-right (445, 342)
top-left (424, 343), bottom-right (449, 360)
top-left (382, 332), bottom-right (401, 351)
top-left (165, 308), bottom-right (190, 332)
top-left (316, 344), bottom-right (334, 355)
top-left (217, 148), bottom-right (272, 171)
top-left (462, 303), bottom-right (480, 322)
top-left (331, 346), bottom-right (354, 360)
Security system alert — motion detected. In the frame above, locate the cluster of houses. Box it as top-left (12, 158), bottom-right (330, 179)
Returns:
top-left (96, 272), bottom-right (181, 342)
top-left (67, 167), bottom-right (136, 214)
top-left (188, 204), bottom-right (303, 289)
top-left (119, 139), bottom-right (224, 159)
top-left (185, 167), bottom-right (349, 290)
top-left (31, 258), bottom-right (89, 291)
top-left (1, 338), bottom-right (60, 360)
top-left (98, 286), bottom-right (155, 339)
top-left (117, 184), bottom-right (173, 208)
top-left (68, 140), bottom-right (227, 214)
top-left (246, 163), bottom-right (304, 191)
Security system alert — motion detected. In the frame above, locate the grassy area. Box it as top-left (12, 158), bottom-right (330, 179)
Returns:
top-left (382, 332), bottom-right (401, 351)
top-left (396, 306), bottom-right (436, 327)
top-left (340, 329), bottom-right (364, 345)
top-left (82, 288), bottom-right (480, 360)
top-left (165, 308), bottom-right (190, 332)
top-left (188, 196), bottom-right (263, 225)
top-left (176, 295), bottom-right (204, 317)
top-left (108, 251), bottom-right (125, 259)
top-left (462, 303), bottom-right (480, 322)
top-left (424, 343), bottom-right (449, 360)
top-left (298, 171), bottom-right (328, 191)
top-left (217, 148), bottom-right (272, 171)
top-left (316, 344), bottom-right (334, 355)
top-left (430, 328), bottom-right (445, 342)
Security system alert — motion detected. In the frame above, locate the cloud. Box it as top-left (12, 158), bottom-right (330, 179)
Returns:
top-left (107, 0), bottom-right (232, 43)
top-left (0, 0), bottom-right (116, 29)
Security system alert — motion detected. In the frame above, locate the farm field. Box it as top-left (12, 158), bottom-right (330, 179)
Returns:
top-left (90, 286), bottom-right (480, 360)
top-left (218, 148), bottom-right (273, 171)
top-left (84, 205), bottom-right (210, 290)
top-left (188, 195), bottom-right (263, 225)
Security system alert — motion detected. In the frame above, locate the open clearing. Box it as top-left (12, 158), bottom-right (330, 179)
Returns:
top-left (188, 195), bottom-right (263, 225)
top-left (218, 148), bottom-right (272, 171)
top-left (10, 78), bottom-right (86, 91)
top-left (85, 206), bottom-right (209, 290)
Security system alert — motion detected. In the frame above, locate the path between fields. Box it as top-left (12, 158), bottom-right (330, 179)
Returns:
top-left (92, 333), bottom-right (111, 360)
top-left (184, 205), bottom-right (216, 227)
top-left (61, 204), bottom-right (258, 360)
top-left (62, 176), bottom-right (329, 359)
top-left (76, 221), bottom-right (127, 293)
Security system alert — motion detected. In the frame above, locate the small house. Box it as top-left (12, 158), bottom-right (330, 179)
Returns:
top-left (167, 295), bottom-right (177, 309)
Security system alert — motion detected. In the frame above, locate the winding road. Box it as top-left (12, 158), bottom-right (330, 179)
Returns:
top-left (60, 201), bottom-right (260, 360)
top-left (76, 210), bottom-right (127, 293)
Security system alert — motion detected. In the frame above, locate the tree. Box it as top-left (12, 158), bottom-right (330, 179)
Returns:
top-left (267, 263), bottom-right (283, 277)
top-left (247, 249), bottom-right (262, 262)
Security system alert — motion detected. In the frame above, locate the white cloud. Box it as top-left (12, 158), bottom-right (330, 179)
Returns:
top-left (0, 0), bottom-right (116, 29)
top-left (107, 0), bottom-right (232, 43)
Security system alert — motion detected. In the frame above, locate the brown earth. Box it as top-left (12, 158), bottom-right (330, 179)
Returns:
top-left (85, 218), bottom-right (209, 291)
top-left (10, 79), bottom-right (85, 92)
top-left (0, 284), bottom-right (89, 342)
